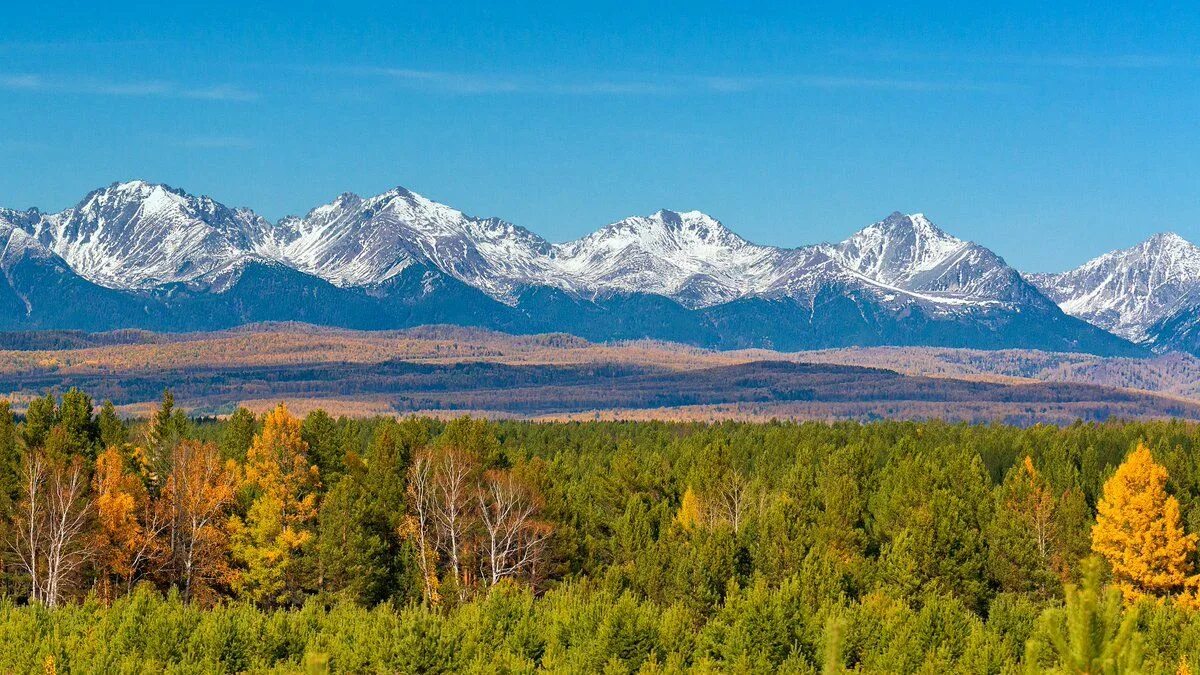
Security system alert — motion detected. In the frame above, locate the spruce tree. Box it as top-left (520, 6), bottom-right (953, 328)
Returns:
top-left (96, 400), bottom-right (127, 449)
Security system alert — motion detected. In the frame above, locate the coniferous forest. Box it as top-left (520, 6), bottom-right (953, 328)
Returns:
top-left (6, 390), bottom-right (1200, 672)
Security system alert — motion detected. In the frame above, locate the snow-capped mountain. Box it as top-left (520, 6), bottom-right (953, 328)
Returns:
top-left (9, 182), bottom-right (1037, 311)
top-left (0, 180), bottom-right (1145, 356)
top-left (827, 212), bottom-right (1041, 306)
top-left (25, 181), bottom-right (274, 290)
top-left (545, 210), bottom-right (1043, 312)
top-left (0, 207), bottom-right (152, 330)
top-left (546, 209), bottom-right (781, 307)
top-left (0, 209), bottom-right (58, 274)
top-left (271, 187), bottom-right (554, 301)
top-left (1028, 232), bottom-right (1200, 342)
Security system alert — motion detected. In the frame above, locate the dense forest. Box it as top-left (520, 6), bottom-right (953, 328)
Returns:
top-left (3, 390), bottom-right (1200, 672)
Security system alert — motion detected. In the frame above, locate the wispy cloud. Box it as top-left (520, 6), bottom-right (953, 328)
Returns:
top-left (332, 66), bottom-right (997, 96)
top-left (0, 39), bottom-right (164, 52)
top-left (789, 75), bottom-right (1002, 92)
top-left (0, 74), bottom-right (43, 89)
top-left (845, 47), bottom-right (1200, 71)
top-left (349, 67), bottom-right (675, 95)
top-left (990, 53), bottom-right (1200, 70)
top-left (0, 73), bottom-right (259, 101)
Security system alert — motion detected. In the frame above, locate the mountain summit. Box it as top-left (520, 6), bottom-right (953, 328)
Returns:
top-left (25, 181), bottom-right (274, 291)
top-left (1028, 232), bottom-right (1200, 342)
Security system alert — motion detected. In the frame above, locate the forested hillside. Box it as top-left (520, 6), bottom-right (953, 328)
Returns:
top-left (4, 390), bottom-right (1200, 671)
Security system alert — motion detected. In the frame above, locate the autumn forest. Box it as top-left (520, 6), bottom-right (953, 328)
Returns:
top-left (3, 389), bottom-right (1200, 672)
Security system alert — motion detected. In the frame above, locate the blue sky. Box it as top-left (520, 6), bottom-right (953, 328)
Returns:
top-left (2, 1), bottom-right (1199, 272)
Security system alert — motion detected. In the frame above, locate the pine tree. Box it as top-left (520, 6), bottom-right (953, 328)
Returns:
top-left (0, 401), bottom-right (19, 510)
top-left (988, 456), bottom-right (1060, 595)
top-left (140, 390), bottom-right (185, 492)
top-left (148, 389), bottom-right (183, 451)
top-left (1092, 443), bottom-right (1197, 600)
top-left (21, 392), bottom-right (57, 449)
top-left (1027, 557), bottom-right (1144, 674)
top-left (221, 406), bottom-right (258, 462)
top-left (301, 409), bottom-right (343, 480)
top-left (57, 388), bottom-right (96, 456)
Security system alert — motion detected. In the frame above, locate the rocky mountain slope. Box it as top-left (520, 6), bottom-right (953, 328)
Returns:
top-left (1028, 232), bottom-right (1200, 343)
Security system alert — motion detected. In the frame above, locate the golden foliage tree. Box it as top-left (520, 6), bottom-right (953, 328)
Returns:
top-left (162, 440), bottom-right (238, 604)
top-left (92, 447), bottom-right (167, 599)
top-left (675, 486), bottom-right (705, 531)
top-left (229, 403), bottom-right (320, 606)
top-left (1092, 443), bottom-right (1198, 601)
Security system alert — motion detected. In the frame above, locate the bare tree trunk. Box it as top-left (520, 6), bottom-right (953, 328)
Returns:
top-left (406, 456), bottom-right (439, 605)
top-left (431, 450), bottom-right (476, 595)
top-left (6, 453), bottom-right (91, 607)
top-left (478, 472), bottom-right (549, 586)
top-left (10, 453), bottom-right (47, 604)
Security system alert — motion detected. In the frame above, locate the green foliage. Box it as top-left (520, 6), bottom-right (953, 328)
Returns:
top-left (96, 399), bottom-right (126, 449)
top-left (1027, 557), bottom-right (1145, 674)
top-left (222, 406), bottom-right (258, 462)
top-left (6, 400), bottom-right (1200, 670)
top-left (21, 391), bottom-right (58, 448)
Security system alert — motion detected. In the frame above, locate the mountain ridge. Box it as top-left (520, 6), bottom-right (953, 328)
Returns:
top-left (0, 179), bottom-right (1170, 356)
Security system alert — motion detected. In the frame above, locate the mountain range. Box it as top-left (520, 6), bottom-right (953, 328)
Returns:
top-left (0, 180), bottom-right (1193, 356)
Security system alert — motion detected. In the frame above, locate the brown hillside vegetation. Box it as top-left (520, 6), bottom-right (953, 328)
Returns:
top-left (1, 323), bottom-right (1198, 423)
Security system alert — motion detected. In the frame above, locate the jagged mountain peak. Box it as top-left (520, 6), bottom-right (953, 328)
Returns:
top-left (28, 180), bottom-right (273, 290)
top-left (77, 180), bottom-right (232, 216)
top-left (272, 185), bottom-right (554, 297)
top-left (1143, 231), bottom-right (1192, 247)
top-left (844, 212), bottom-right (960, 248)
top-left (566, 208), bottom-right (750, 252)
top-left (1077, 231), bottom-right (1200, 268)
top-left (833, 212), bottom-right (970, 284)
top-left (0, 217), bottom-right (53, 267)
top-left (1029, 230), bottom-right (1200, 343)
top-left (0, 182), bottom-right (1147, 356)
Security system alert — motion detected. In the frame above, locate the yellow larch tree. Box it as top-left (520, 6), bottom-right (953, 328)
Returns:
top-left (675, 486), bottom-right (706, 531)
top-left (1092, 443), bottom-right (1197, 601)
top-left (229, 403), bottom-right (321, 606)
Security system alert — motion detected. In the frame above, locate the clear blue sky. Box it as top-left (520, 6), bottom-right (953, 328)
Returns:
top-left (3, 1), bottom-right (1199, 272)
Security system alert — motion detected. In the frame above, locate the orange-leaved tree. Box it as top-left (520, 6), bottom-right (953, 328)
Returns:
top-left (162, 439), bottom-right (238, 604)
top-left (92, 446), bottom-right (168, 599)
top-left (1092, 443), bottom-right (1197, 601)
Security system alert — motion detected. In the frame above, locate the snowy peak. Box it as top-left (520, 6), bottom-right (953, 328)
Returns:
top-left (274, 185), bottom-right (554, 299)
top-left (1144, 231), bottom-right (1191, 247)
top-left (559, 209), bottom-right (753, 260)
top-left (832, 212), bottom-right (968, 284)
top-left (0, 210), bottom-right (56, 269)
top-left (0, 182), bottom-right (1064, 320)
top-left (549, 209), bottom-right (777, 307)
top-left (28, 181), bottom-right (273, 290)
top-left (1029, 232), bottom-right (1200, 342)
